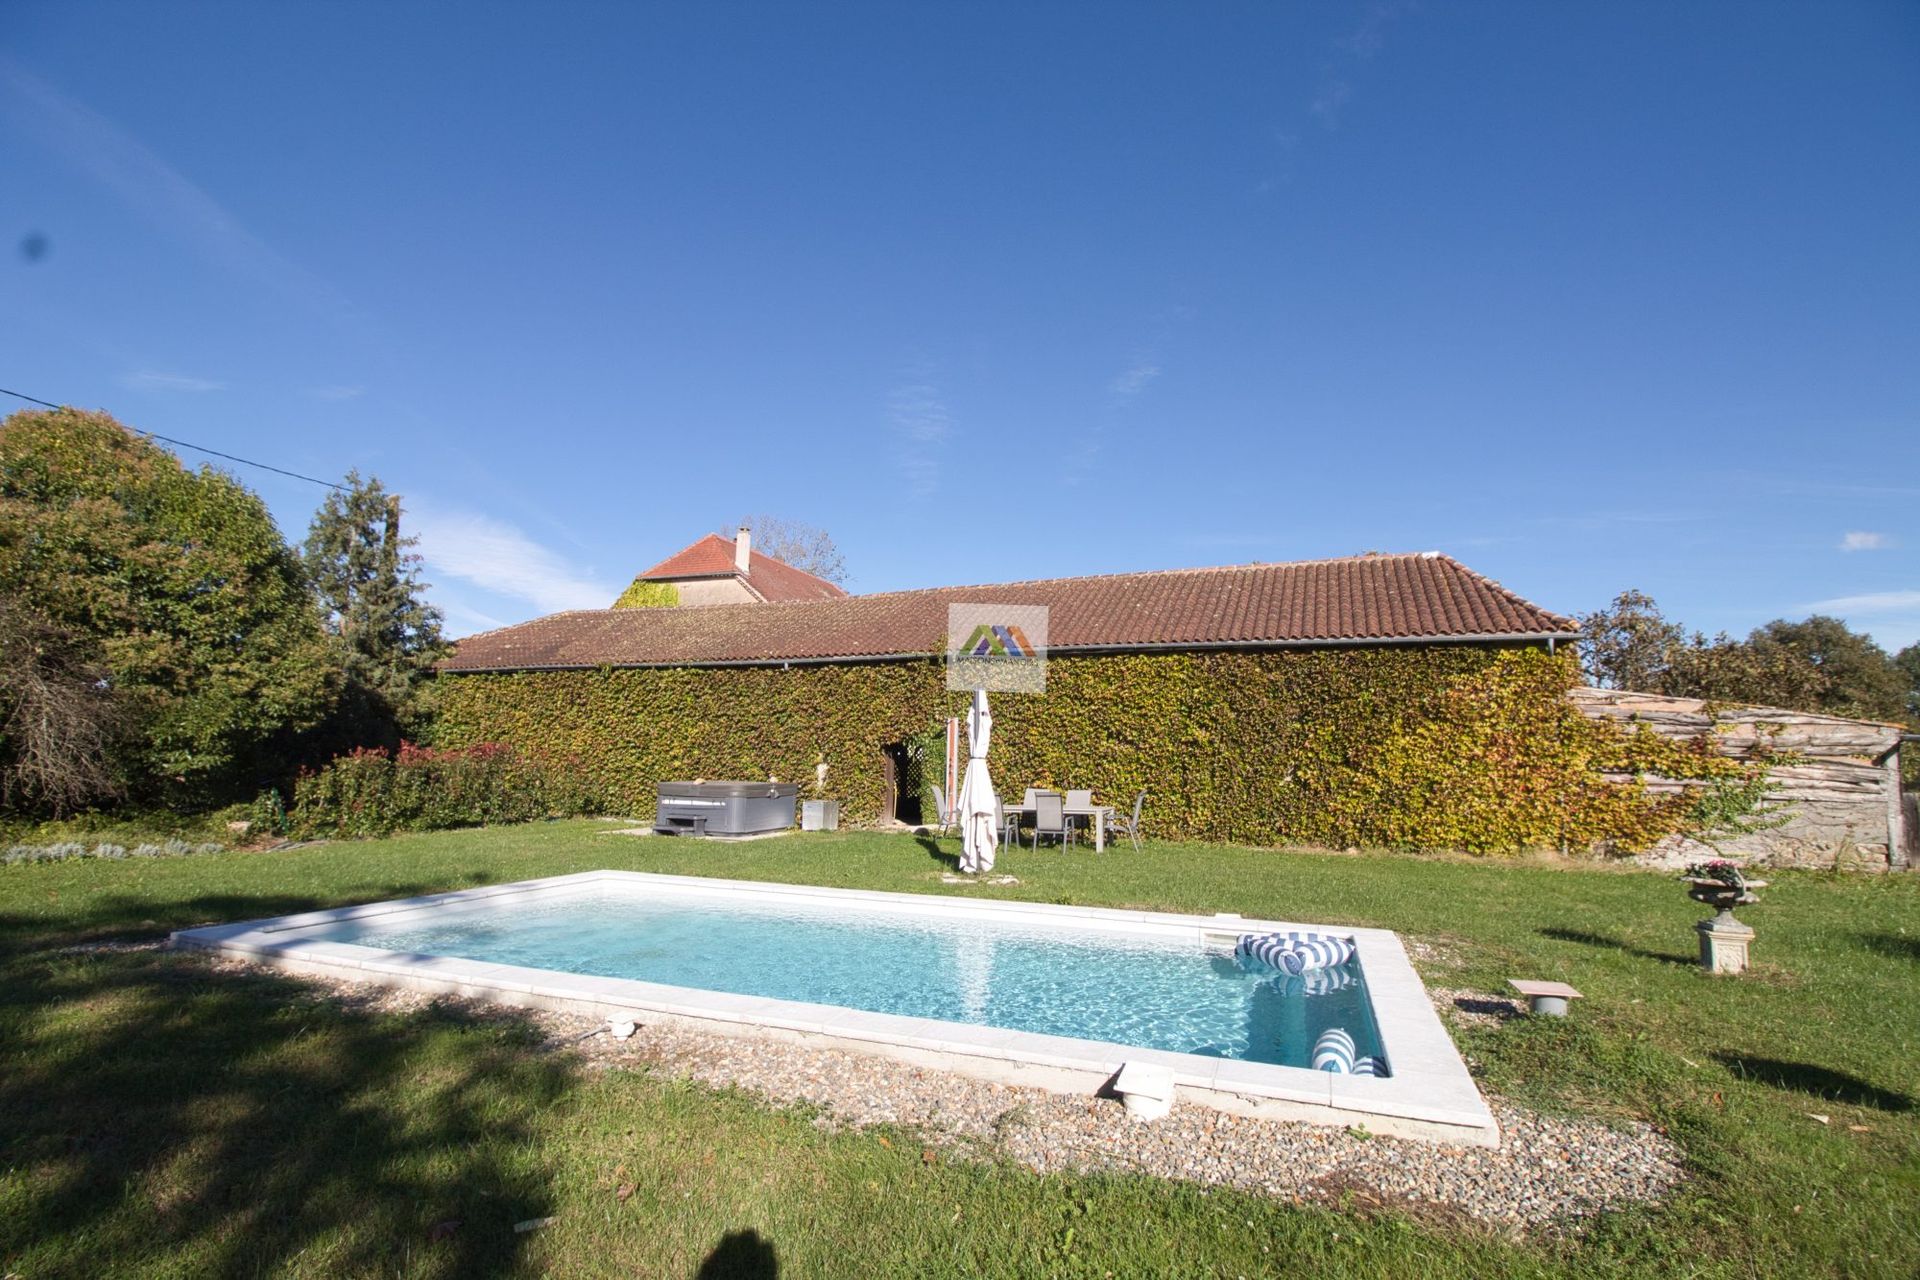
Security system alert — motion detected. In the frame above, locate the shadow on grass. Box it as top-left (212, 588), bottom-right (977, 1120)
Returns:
top-left (697, 1228), bottom-right (780, 1278)
top-left (1712, 1052), bottom-right (1914, 1113)
top-left (915, 835), bottom-right (959, 871)
top-left (0, 891), bottom-right (572, 1276)
top-left (1856, 931), bottom-right (1920, 963)
top-left (0, 874), bottom-right (503, 963)
top-left (1537, 926), bottom-right (1694, 967)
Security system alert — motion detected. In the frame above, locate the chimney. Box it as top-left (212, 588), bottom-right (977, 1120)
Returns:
top-left (734, 525), bottom-right (752, 573)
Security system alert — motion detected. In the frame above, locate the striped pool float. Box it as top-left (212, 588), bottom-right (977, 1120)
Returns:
top-left (1311, 1028), bottom-right (1389, 1076)
top-left (1235, 930), bottom-right (1357, 975)
top-left (1311, 1027), bottom-right (1357, 1072)
top-left (1269, 967), bottom-right (1356, 999)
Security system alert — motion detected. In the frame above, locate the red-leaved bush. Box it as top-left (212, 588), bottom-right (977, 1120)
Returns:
top-left (283, 742), bottom-right (604, 839)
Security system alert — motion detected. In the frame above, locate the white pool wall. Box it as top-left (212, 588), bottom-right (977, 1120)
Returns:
top-left (171, 870), bottom-right (1498, 1147)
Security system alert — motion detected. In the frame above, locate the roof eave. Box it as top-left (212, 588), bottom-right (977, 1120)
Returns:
top-left (436, 629), bottom-right (1581, 675)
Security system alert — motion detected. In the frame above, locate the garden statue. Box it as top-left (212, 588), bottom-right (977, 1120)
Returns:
top-left (1681, 859), bottom-right (1767, 975)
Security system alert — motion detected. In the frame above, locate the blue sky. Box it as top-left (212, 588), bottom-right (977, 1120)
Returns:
top-left (3, 2), bottom-right (1916, 648)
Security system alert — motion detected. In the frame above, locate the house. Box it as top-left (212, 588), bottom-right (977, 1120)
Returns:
top-left (614, 526), bottom-right (848, 607)
top-left (436, 546), bottom-right (1908, 866)
top-left (440, 551), bottom-right (1602, 838)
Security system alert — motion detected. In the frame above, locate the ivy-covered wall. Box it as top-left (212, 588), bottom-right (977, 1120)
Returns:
top-left (611, 580), bottom-right (680, 609)
top-left (435, 645), bottom-right (1728, 853)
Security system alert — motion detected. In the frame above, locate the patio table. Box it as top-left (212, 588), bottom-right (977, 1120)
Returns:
top-left (1005, 801), bottom-right (1117, 852)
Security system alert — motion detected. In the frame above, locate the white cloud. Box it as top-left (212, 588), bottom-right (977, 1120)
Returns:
top-left (1310, 79), bottom-right (1354, 128)
top-left (1341, 1), bottom-right (1413, 58)
top-left (436, 598), bottom-right (510, 639)
top-left (409, 502), bottom-right (620, 615)
top-left (123, 370), bottom-right (224, 393)
top-left (1109, 359), bottom-right (1160, 403)
top-left (1840, 531), bottom-right (1891, 552)
top-left (306, 384), bottom-right (365, 402)
top-left (0, 57), bottom-right (354, 321)
top-left (1807, 589), bottom-right (1920, 614)
top-left (887, 371), bottom-right (952, 496)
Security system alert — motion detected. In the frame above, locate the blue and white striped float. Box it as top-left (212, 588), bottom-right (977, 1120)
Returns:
top-left (1311, 1027), bottom-right (1387, 1076)
top-left (1311, 1027), bottom-right (1357, 1072)
top-left (1235, 930), bottom-right (1357, 975)
top-left (1269, 967), bottom-right (1356, 999)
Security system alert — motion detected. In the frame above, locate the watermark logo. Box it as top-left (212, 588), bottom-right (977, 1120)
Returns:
top-left (960, 623), bottom-right (1036, 658)
top-left (947, 603), bottom-right (1048, 692)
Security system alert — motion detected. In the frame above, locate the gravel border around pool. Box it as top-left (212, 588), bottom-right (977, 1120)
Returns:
top-left (196, 953), bottom-right (1683, 1236)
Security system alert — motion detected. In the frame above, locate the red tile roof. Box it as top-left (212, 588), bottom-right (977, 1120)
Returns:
top-left (443, 553), bottom-right (1577, 673)
top-left (635, 533), bottom-right (848, 602)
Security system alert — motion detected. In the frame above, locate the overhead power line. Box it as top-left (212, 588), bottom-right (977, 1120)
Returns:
top-left (0, 384), bottom-right (348, 491)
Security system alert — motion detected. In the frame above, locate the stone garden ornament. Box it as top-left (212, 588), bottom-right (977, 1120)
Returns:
top-left (1682, 859), bottom-right (1767, 975)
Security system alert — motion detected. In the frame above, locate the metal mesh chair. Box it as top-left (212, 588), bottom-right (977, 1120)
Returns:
top-left (1108, 792), bottom-right (1146, 851)
top-left (1031, 791), bottom-right (1069, 849)
top-left (996, 796), bottom-right (1020, 847)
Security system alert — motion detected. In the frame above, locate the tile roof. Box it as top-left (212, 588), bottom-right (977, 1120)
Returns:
top-left (635, 533), bottom-right (848, 603)
top-left (443, 553), bottom-right (1578, 673)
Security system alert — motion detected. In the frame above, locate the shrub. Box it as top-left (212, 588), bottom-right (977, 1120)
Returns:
top-left (3, 837), bottom-right (223, 867)
top-left (285, 742), bottom-right (605, 839)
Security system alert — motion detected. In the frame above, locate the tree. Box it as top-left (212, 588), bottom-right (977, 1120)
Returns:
top-left (1743, 616), bottom-right (1908, 722)
top-left (0, 407), bottom-right (336, 809)
top-left (1891, 642), bottom-right (1919, 720)
top-left (1661, 616), bottom-right (1906, 722)
top-left (1578, 590), bottom-right (1686, 691)
top-left (1662, 631), bottom-right (1828, 711)
top-left (300, 471), bottom-right (446, 747)
top-left (735, 514), bottom-right (847, 584)
top-left (0, 600), bottom-right (126, 816)
top-left (1583, 586), bottom-right (1910, 723)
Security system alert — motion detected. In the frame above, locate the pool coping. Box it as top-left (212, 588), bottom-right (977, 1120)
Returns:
top-left (170, 870), bottom-right (1499, 1148)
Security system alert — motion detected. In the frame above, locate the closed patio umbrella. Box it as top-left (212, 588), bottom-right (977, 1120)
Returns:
top-left (956, 687), bottom-right (997, 873)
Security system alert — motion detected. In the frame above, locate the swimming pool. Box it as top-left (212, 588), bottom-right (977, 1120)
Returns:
top-left (172, 872), bottom-right (1496, 1146)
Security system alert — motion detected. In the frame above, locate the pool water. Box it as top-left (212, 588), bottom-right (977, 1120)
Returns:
top-left (313, 889), bottom-right (1388, 1071)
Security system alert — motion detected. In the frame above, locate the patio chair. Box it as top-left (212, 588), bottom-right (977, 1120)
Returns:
top-left (1031, 791), bottom-right (1070, 850)
top-left (997, 795), bottom-right (1021, 847)
top-left (929, 784), bottom-right (954, 835)
top-left (1064, 789), bottom-right (1094, 844)
top-left (1108, 792), bottom-right (1146, 852)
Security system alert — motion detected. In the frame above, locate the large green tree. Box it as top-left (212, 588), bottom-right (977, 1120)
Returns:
top-left (1664, 616), bottom-right (1908, 722)
top-left (1894, 642), bottom-right (1920, 720)
top-left (300, 471), bottom-right (445, 748)
top-left (0, 407), bottom-right (335, 809)
top-left (1585, 588), bottom-right (1910, 724)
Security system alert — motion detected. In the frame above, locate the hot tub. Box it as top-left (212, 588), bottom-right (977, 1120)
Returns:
top-left (654, 781), bottom-right (797, 837)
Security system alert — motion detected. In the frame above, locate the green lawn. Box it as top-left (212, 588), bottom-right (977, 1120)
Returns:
top-left (1, 821), bottom-right (1915, 1278)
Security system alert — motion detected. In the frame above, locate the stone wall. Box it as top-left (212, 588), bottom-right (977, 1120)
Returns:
top-left (1569, 686), bottom-right (1910, 871)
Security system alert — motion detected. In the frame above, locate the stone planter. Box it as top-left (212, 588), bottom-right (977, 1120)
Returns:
top-left (1683, 876), bottom-right (1766, 975)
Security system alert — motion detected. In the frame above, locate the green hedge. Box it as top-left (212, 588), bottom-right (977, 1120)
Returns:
top-left (434, 647), bottom-right (1753, 853)
top-left (282, 742), bottom-right (605, 840)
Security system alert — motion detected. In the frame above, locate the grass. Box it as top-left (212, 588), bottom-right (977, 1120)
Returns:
top-left (1, 819), bottom-right (1915, 1278)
